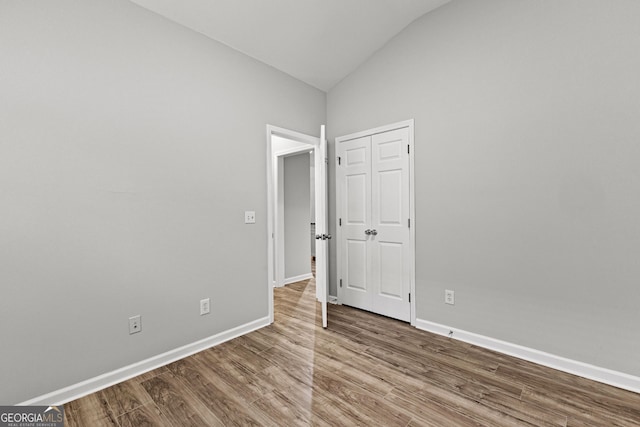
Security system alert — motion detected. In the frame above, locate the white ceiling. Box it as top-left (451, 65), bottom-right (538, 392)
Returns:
top-left (129, 0), bottom-right (450, 91)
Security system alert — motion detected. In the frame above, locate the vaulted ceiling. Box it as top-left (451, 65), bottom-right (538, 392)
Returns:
top-left (129, 0), bottom-right (450, 91)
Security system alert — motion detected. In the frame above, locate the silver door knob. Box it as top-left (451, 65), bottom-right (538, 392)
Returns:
top-left (370, 229), bottom-right (378, 236)
top-left (315, 234), bottom-right (322, 240)
top-left (323, 234), bottom-right (332, 240)
top-left (364, 229), bottom-right (371, 235)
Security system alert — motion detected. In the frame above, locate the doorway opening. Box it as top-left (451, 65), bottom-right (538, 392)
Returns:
top-left (274, 139), bottom-right (315, 287)
top-left (266, 125), bottom-right (325, 325)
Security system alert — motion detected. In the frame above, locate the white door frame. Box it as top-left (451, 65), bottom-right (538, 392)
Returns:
top-left (335, 119), bottom-right (416, 325)
top-left (266, 125), bottom-right (321, 324)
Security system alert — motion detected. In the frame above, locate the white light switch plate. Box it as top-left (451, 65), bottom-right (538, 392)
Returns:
top-left (245, 211), bottom-right (256, 224)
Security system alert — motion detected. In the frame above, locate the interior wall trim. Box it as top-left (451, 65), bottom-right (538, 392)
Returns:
top-left (415, 318), bottom-right (640, 394)
top-left (283, 273), bottom-right (314, 286)
top-left (19, 316), bottom-right (271, 406)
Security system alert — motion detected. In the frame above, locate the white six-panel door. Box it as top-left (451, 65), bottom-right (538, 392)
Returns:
top-left (337, 126), bottom-right (412, 322)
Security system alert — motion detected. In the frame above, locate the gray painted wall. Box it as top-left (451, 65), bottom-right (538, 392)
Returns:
top-left (0, 0), bottom-right (324, 404)
top-left (327, 0), bottom-right (640, 376)
top-left (284, 154), bottom-right (312, 279)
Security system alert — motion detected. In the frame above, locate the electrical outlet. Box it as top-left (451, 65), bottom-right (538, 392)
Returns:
top-left (200, 298), bottom-right (210, 315)
top-left (445, 289), bottom-right (455, 305)
top-left (244, 211), bottom-right (256, 224)
top-left (129, 315), bottom-right (141, 334)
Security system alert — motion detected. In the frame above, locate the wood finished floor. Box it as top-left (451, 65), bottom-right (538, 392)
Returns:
top-left (65, 276), bottom-right (640, 426)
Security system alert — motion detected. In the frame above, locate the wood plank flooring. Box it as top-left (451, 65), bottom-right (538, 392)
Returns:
top-left (65, 276), bottom-right (640, 426)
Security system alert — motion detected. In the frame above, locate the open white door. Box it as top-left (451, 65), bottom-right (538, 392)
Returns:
top-left (314, 125), bottom-right (329, 328)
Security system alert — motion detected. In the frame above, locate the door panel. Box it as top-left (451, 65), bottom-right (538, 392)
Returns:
top-left (339, 136), bottom-right (371, 311)
top-left (344, 238), bottom-right (370, 309)
top-left (371, 128), bottom-right (410, 321)
top-left (346, 174), bottom-right (367, 224)
top-left (377, 169), bottom-right (403, 225)
top-left (377, 138), bottom-right (403, 161)
top-left (377, 241), bottom-right (403, 298)
top-left (346, 146), bottom-right (367, 165)
top-left (346, 240), bottom-right (367, 291)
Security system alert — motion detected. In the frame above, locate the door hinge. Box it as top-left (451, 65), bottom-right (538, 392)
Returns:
top-left (325, 157), bottom-right (329, 165)
top-left (339, 218), bottom-right (342, 226)
top-left (408, 218), bottom-right (410, 228)
top-left (407, 144), bottom-right (410, 154)
top-left (409, 293), bottom-right (411, 303)
top-left (340, 279), bottom-right (343, 288)
top-left (337, 156), bottom-right (341, 165)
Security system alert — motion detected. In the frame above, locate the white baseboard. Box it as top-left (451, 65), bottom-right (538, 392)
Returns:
top-left (284, 273), bottom-right (314, 285)
top-left (415, 318), bottom-right (640, 394)
top-left (20, 316), bottom-right (271, 406)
